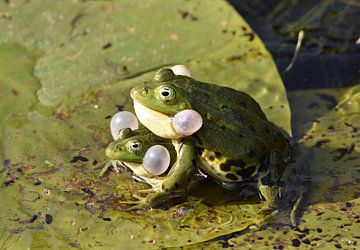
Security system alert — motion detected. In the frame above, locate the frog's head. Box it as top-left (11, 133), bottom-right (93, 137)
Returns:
top-left (130, 68), bottom-right (193, 115)
top-left (106, 127), bottom-right (176, 163)
top-left (130, 68), bottom-right (200, 138)
top-left (105, 128), bottom-right (148, 162)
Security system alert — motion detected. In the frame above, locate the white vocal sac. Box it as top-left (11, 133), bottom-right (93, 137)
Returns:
top-left (143, 145), bottom-right (170, 176)
top-left (172, 109), bottom-right (203, 137)
top-left (170, 65), bottom-right (191, 77)
top-left (110, 111), bottom-right (139, 139)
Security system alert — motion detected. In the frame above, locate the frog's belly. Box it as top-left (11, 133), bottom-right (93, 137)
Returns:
top-left (198, 149), bottom-right (259, 183)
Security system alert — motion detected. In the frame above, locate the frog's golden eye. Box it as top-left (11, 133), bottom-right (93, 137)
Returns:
top-left (158, 85), bottom-right (176, 102)
top-left (127, 140), bottom-right (142, 152)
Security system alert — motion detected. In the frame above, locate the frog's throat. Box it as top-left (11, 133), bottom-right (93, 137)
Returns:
top-left (133, 101), bottom-right (182, 139)
top-left (123, 161), bottom-right (164, 191)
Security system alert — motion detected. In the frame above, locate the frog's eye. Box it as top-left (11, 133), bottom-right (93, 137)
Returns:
top-left (158, 85), bottom-right (176, 102)
top-left (127, 140), bottom-right (142, 152)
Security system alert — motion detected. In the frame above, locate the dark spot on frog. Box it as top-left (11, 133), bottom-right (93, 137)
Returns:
top-left (105, 115), bottom-right (112, 119)
top-left (220, 164), bottom-right (231, 172)
top-left (215, 152), bottom-right (222, 158)
top-left (315, 93), bottom-right (337, 110)
top-left (344, 122), bottom-right (358, 133)
top-left (70, 156), bottom-right (88, 163)
top-left (331, 144), bottom-right (354, 161)
top-left (45, 213), bottom-right (53, 224)
top-left (314, 139), bottom-right (330, 148)
top-left (115, 104), bottom-right (125, 111)
top-left (239, 101), bottom-right (247, 108)
top-left (92, 159), bottom-right (98, 166)
top-left (334, 243), bottom-right (342, 249)
top-left (102, 217), bottom-right (112, 221)
top-left (102, 42), bottom-right (112, 50)
top-left (302, 239), bottom-right (311, 245)
top-left (236, 165), bottom-right (256, 179)
top-left (208, 155), bottom-right (215, 161)
top-left (174, 183), bottom-right (180, 189)
top-left (292, 238), bottom-right (301, 247)
top-left (196, 147), bottom-right (204, 155)
top-left (191, 159), bottom-right (197, 166)
top-left (225, 173), bottom-right (238, 181)
top-left (229, 159), bottom-right (246, 169)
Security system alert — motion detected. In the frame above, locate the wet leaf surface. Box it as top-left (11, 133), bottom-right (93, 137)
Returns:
top-left (0, 0), bottom-right (358, 249)
top-left (0, 0), bottom-right (292, 248)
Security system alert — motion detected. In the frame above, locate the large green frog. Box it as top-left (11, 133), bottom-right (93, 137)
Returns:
top-left (130, 68), bottom-right (292, 210)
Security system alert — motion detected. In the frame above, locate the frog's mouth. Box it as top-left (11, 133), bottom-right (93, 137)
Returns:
top-left (133, 101), bottom-right (182, 139)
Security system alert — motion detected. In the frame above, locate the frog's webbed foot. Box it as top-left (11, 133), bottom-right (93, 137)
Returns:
top-left (98, 161), bottom-right (115, 177)
top-left (258, 183), bottom-right (284, 209)
top-left (119, 190), bottom-right (185, 211)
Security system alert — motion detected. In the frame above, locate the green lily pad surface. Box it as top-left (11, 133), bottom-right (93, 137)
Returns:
top-left (2, 0), bottom-right (358, 249)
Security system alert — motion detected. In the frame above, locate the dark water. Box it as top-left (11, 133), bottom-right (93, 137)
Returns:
top-left (228, 0), bottom-right (360, 90)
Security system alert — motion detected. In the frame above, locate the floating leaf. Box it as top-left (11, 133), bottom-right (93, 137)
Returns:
top-left (0, 0), bottom-right (295, 248)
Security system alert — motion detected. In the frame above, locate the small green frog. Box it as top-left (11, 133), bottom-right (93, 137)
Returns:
top-left (130, 68), bottom-right (292, 210)
top-left (106, 127), bottom-right (197, 205)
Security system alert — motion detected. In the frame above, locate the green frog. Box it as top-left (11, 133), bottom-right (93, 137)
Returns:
top-left (129, 68), bottom-right (292, 210)
top-left (105, 127), bottom-right (198, 205)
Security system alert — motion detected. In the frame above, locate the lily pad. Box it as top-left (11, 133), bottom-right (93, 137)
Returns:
top-left (0, 0), bottom-right (294, 248)
top-left (0, 0), bottom-right (291, 134)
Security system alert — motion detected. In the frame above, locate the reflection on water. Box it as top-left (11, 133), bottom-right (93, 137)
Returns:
top-left (229, 0), bottom-right (360, 90)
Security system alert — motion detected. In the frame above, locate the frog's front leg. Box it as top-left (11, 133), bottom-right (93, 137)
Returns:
top-left (99, 160), bottom-right (121, 177)
top-left (258, 151), bottom-right (285, 208)
top-left (160, 138), bottom-right (197, 193)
